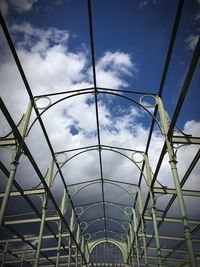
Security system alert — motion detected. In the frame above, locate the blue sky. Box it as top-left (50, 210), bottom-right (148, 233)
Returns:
top-left (0, 0), bottom-right (199, 186)
top-left (2, 0), bottom-right (199, 128)
top-left (0, 0), bottom-right (200, 193)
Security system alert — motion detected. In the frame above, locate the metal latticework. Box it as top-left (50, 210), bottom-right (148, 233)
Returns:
top-left (0, 0), bottom-right (200, 266)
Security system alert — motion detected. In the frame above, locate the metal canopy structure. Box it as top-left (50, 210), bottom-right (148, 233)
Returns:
top-left (0, 0), bottom-right (200, 266)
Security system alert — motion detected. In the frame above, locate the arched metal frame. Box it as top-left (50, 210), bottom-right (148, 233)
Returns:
top-left (0, 0), bottom-right (200, 267)
top-left (89, 238), bottom-right (127, 263)
top-left (53, 146), bottom-right (147, 184)
top-left (28, 90), bottom-right (162, 134)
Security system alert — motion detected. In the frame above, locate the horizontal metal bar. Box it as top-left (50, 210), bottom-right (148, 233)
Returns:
top-left (0, 245), bottom-right (79, 255)
top-left (0, 138), bottom-right (16, 146)
top-left (153, 187), bottom-right (200, 197)
top-left (89, 265), bottom-right (167, 267)
top-left (0, 188), bottom-right (45, 198)
top-left (144, 215), bottom-right (200, 225)
top-left (97, 86), bottom-right (157, 96)
top-left (141, 245), bottom-right (200, 255)
top-left (75, 200), bottom-right (132, 208)
top-left (148, 255), bottom-right (185, 263)
top-left (4, 253), bottom-right (80, 264)
top-left (4, 216), bottom-right (60, 225)
top-left (0, 232), bottom-right (70, 243)
top-left (89, 264), bottom-right (124, 267)
top-left (143, 233), bottom-right (200, 243)
top-left (171, 135), bottom-right (200, 145)
top-left (34, 86), bottom-right (94, 98)
top-left (35, 264), bottom-right (82, 267)
top-left (38, 263), bottom-right (83, 267)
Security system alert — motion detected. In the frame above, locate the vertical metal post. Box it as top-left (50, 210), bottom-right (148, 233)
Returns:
top-left (75, 247), bottom-right (79, 267)
top-left (132, 209), bottom-right (140, 267)
top-left (56, 189), bottom-right (67, 267)
top-left (68, 236), bottom-right (72, 267)
top-left (130, 246), bottom-right (134, 267)
top-left (76, 225), bottom-right (80, 267)
top-left (0, 149), bottom-right (19, 228)
top-left (144, 154), bottom-right (163, 266)
top-left (132, 251), bottom-right (135, 267)
top-left (1, 241), bottom-right (8, 267)
top-left (85, 245), bottom-right (89, 266)
top-left (137, 188), bottom-right (148, 265)
top-left (68, 209), bottom-right (75, 267)
top-left (20, 251), bottom-right (25, 267)
top-left (0, 101), bottom-right (32, 228)
top-left (34, 158), bottom-right (54, 267)
top-left (157, 97), bottom-right (197, 266)
top-left (129, 225), bottom-right (134, 267)
top-left (81, 237), bottom-right (85, 266)
top-left (34, 196), bottom-right (47, 267)
top-left (56, 222), bottom-right (62, 267)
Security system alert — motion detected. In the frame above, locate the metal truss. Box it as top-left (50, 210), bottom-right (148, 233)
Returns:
top-left (0, 0), bottom-right (200, 266)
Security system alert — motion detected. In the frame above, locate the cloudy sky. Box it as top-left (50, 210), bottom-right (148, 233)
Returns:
top-left (0, 0), bottom-right (200, 265)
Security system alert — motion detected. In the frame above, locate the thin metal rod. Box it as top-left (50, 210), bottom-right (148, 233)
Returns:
top-left (167, 37), bottom-right (200, 137)
top-left (131, 0), bottom-right (185, 234)
top-left (137, 189), bottom-right (148, 265)
top-left (145, 155), bottom-right (163, 266)
top-left (87, 0), bottom-right (107, 240)
top-left (34, 198), bottom-right (48, 267)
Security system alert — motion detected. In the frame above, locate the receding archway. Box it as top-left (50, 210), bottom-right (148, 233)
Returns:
top-left (89, 239), bottom-right (126, 266)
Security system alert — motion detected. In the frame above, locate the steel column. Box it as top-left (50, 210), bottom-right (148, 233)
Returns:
top-left (0, 101), bottom-right (32, 228)
top-left (137, 188), bottom-right (148, 265)
top-left (34, 158), bottom-right (54, 267)
top-left (132, 209), bottom-right (140, 267)
top-left (157, 96), bottom-right (197, 266)
top-left (144, 154), bottom-right (163, 266)
top-left (56, 189), bottom-right (67, 267)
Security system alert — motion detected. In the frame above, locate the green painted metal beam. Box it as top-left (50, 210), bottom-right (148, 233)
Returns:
top-left (4, 216), bottom-right (60, 225)
top-left (0, 138), bottom-right (16, 146)
top-left (171, 135), bottom-right (200, 145)
top-left (153, 187), bottom-right (200, 197)
top-left (0, 232), bottom-right (70, 244)
top-left (0, 188), bottom-right (45, 198)
top-left (144, 215), bottom-right (200, 225)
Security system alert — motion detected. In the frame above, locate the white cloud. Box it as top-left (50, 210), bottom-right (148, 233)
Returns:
top-left (0, 21), bottom-right (199, 241)
top-left (0, 22), bottom-right (138, 184)
top-left (95, 51), bottom-right (138, 88)
top-left (8, 0), bottom-right (37, 12)
top-left (10, 23), bottom-right (69, 54)
top-left (185, 11), bottom-right (200, 51)
top-left (139, 0), bottom-right (159, 9)
top-left (0, 0), bottom-right (37, 15)
top-left (194, 11), bottom-right (200, 23)
top-left (0, 0), bottom-right (8, 15)
top-left (183, 120), bottom-right (200, 135)
top-left (185, 34), bottom-right (199, 51)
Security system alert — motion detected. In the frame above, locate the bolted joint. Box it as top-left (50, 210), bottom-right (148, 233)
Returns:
top-left (169, 158), bottom-right (178, 164)
top-left (10, 160), bottom-right (19, 166)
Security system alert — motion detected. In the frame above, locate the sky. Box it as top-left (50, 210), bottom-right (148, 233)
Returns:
top-left (0, 0), bottom-right (200, 265)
